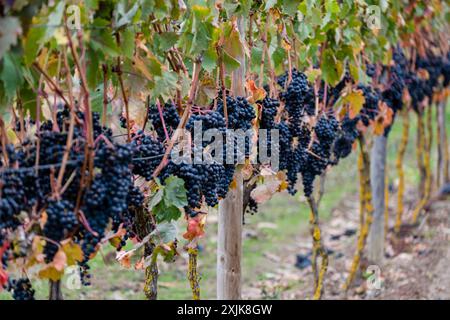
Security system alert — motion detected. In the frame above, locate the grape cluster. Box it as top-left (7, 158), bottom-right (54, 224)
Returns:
top-left (217, 96), bottom-right (255, 132)
top-left (7, 278), bottom-right (35, 300)
top-left (43, 200), bottom-right (78, 262)
top-left (148, 103), bottom-right (180, 140)
top-left (160, 109), bottom-right (236, 213)
top-left (259, 97), bottom-right (279, 129)
top-left (131, 132), bottom-right (165, 180)
top-left (279, 70), bottom-right (315, 137)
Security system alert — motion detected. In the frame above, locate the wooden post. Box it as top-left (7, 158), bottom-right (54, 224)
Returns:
top-left (217, 16), bottom-right (245, 300)
top-left (437, 99), bottom-right (448, 186)
top-left (49, 280), bottom-right (63, 300)
top-left (368, 135), bottom-right (387, 264)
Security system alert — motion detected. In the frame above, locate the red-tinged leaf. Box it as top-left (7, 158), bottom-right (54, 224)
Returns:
top-left (246, 80), bottom-right (266, 103)
top-left (183, 214), bottom-right (206, 241)
top-left (116, 249), bottom-right (136, 269)
top-left (0, 269), bottom-right (8, 290)
top-left (135, 257), bottom-right (144, 270)
top-left (40, 211), bottom-right (48, 229)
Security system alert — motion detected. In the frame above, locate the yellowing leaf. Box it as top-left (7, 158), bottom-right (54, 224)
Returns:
top-left (305, 68), bottom-right (322, 83)
top-left (133, 55), bottom-right (153, 81)
top-left (61, 241), bottom-right (83, 266)
top-left (39, 265), bottom-right (64, 281)
top-left (344, 89), bottom-right (366, 119)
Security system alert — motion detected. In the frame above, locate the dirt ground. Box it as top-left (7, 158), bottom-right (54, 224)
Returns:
top-left (241, 191), bottom-right (450, 300)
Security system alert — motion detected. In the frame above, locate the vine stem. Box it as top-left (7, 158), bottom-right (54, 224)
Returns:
top-left (307, 195), bottom-right (328, 300)
top-left (64, 17), bottom-right (95, 186)
top-left (55, 48), bottom-right (76, 195)
top-left (188, 247), bottom-right (201, 300)
top-left (217, 44), bottom-right (228, 127)
top-left (343, 136), bottom-right (373, 291)
top-left (115, 33), bottom-right (131, 143)
top-left (394, 109), bottom-right (409, 233)
top-left (102, 64), bottom-right (108, 127)
top-left (0, 117), bottom-right (10, 166)
top-left (151, 57), bottom-right (202, 179)
top-left (32, 62), bottom-right (70, 107)
top-left (413, 105), bottom-right (433, 222)
top-left (415, 110), bottom-right (426, 198)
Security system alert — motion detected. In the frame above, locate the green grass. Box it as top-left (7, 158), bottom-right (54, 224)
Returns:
top-left (1, 103), bottom-right (448, 300)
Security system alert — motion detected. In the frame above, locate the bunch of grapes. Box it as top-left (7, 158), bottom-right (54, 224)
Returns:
top-left (43, 200), bottom-right (78, 262)
top-left (148, 103), bottom-right (180, 140)
top-left (7, 278), bottom-right (35, 300)
top-left (217, 96), bottom-right (255, 132)
top-left (278, 70), bottom-right (315, 137)
top-left (131, 131), bottom-right (165, 181)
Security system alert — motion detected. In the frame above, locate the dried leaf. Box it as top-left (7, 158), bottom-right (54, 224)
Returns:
top-left (183, 214), bottom-right (206, 241)
top-left (246, 80), bottom-right (267, 103)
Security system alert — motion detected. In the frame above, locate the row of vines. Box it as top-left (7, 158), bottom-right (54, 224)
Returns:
top-left (0, 0), bottom-right (449, 300)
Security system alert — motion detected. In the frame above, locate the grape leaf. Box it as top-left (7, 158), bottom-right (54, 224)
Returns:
top-left (344, 89), bottom-right (365, 119)
top-left (91, 29), bottom-right (120, 57)
top-left (163, 176), bottom-right (188, 209)
top-left (61, 240), bottom-right (83, 266)
top-left (43, 1), bottom-right (65, 42)
top-left (0, 17), bottom-right (21, 59)
top-left (183, 214), bottom-right (206, 241)
top-left (39, 265), bottom-right (64, 281)
top-left (153, 200), bottom-right (182, 223)
top-left (0, 53), bottom-right (24, 100)
top-left (150, 222), bottom-right (178, 244)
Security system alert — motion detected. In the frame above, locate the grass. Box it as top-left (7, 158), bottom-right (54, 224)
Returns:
top-left (1, 104), bottom-right (448, 300)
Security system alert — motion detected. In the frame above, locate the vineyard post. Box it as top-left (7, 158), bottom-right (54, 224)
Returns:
top-left (368, 135), bottom-right (387, 264)
top-left (217, 16), bottom-right (245, 300)
top-left (49, 280), bottom-right (63, 300)
top-left (437, 99), bottom-right (448, 185)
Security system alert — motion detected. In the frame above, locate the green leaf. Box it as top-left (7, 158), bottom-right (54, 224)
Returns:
top-left (163, 176), bottom-right (188, 209)
top-left (19, 85), bottom-right (37, 119)
top-left (86, 47), bottom-right (100, 89)
top-left (153, 71), bottom-right (179, 101)
top-left (121, 28), bottom-right (135, 59)
top-left (222, 50), bottom-right (241, 72)
top-left (23, 25), bottom-right (46, 66)
top-left (44, 1), bottom-right (66, 42)
top-left (90, 84), bottom-right (104, 113)
top-left (203, 47), bottom-right (218, 73)
top-left (157, 32), bottom-right (179, 52)
top-left (0, 17), bottom-right (21, 59)
top-left (90, 30), bottom-right (120, 57)
top-left (320, 49), bottom-right (339, 86)
top-left (325, 0), bottom-right (340, 14)
top-left (264, 0), bottom-right (278, 11)
top-left (153, 200), bottom-right (182, 223)
top-left (282, 0), bottom-right (299, 16)
top-left (150, 222), bottom-right (178, 243)
top-left (148, 188), bottom-right (164, 210)
top-left (115, 1), bottom-right (140, 29)
top-left (0, 53), bottom-right (23, 100)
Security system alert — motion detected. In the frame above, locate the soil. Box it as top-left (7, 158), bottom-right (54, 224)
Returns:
top-left (242, 191), bottom-right (450, 300)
